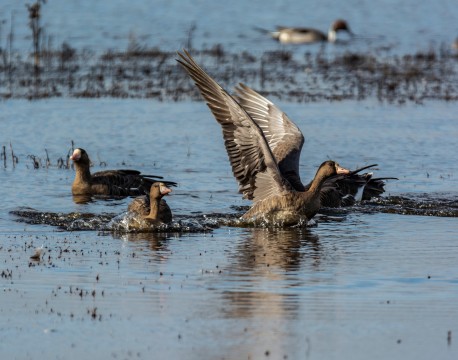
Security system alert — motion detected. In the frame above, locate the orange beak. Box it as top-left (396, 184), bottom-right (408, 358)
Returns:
top-left (160, 185), bottom-right (172, 195)
top-left (336, 165), bottom-right (350, 175)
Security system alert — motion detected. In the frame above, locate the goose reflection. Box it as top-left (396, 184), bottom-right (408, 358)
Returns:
top-left (233, 228), bottom-right (321, 272)
top-left (111, 231), bottom-right (181, 253)
top-left (222, 228), bottom-right (321, 317)
top-left (215, 228), bottom-right (321, 357)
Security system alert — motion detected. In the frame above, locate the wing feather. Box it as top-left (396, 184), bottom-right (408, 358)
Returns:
top-left (234, 83), bottom-right (305, 191)
top-left (177, 50), bottom-right (292, 201)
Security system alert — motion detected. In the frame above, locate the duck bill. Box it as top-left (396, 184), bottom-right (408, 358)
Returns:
top-left (160, 185), bottom-right (172, 195)
top-left (336, 165), bottom-right (350, 175)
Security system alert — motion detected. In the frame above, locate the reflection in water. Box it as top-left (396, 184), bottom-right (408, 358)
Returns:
top-left (72, 194), bottom-right (94, 204)
top-left (233, 228), bottom-right (321, 272)
top-left (218, 228), bottom-right (321, 358)
top-left (222, 228), bottom-right (321, 317)
top-left (111, 231), bottom-right (179, 252)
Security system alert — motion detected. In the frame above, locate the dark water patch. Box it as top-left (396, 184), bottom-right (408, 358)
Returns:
top-left (1, 45), bottom-right (457, 103)
top-left (362, 194), bottom-right (458, 217)
top-left (320, 194), bottom-right (458, 217)
top-left (10, 207), bottom-right (116, 231)
top-left (10, 208), bottom-right (216, 233)
top-left (10, 193), bottom-right (458, 236)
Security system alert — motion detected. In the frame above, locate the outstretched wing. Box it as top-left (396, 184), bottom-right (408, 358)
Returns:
top-left (177, 50), bottom-right (292, 202)
top-left (234, 83), bottom-right (305, 191)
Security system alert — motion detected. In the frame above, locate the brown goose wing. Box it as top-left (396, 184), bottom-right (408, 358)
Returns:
top-left (177, 50), bottom-right (292, 201)
top-left (91, 170), bottom-right (144, 196)
top-left (234, 83), bottom-right (305, 191)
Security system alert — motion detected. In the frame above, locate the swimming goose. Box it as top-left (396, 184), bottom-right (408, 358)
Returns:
top-left (268, 19), bottom-right (353, 44)
top-left (128, 182), bottom-right (173, 224)
top-left (70, 148), bottom-right (176, 197)
top-left (177, 50), bottom-right (353, 225)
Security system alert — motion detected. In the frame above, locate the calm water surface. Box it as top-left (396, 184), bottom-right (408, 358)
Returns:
top-left (0, 99), bottom-right (457, 359)
top-left (1, 1), bottom-right (458, 358)
top-left (1, 0), bottom-right (458, 54)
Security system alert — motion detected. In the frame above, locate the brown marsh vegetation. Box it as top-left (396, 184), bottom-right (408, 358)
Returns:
top-left (0, 1), bottom-right (457, 103)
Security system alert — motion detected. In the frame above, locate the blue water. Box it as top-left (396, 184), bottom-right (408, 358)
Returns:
top-left (1, 98), bottom-right (458, 359)
top-left (1, 1), bottom-right (458, 359)
top-left (1, 0), bottom-right (457, 54)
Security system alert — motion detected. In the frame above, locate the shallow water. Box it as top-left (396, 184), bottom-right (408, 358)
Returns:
top-left (1, 98), bottom-right (457, 359)
top-left (1, 0), bottom-right (458, 55)
top-left (1, 1), bottom-right (458, 358)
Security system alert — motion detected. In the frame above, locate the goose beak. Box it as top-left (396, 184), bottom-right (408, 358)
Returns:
top-left (336, 165), bottom-right (350, 175)
top-left (160, 184), bottom-right (172, 195)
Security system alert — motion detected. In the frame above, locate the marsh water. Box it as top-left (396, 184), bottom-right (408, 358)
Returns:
top-left (1, 0), bottom-right (458, 359)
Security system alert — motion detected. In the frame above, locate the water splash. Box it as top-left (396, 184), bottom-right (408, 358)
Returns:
top-left (9, 194), bottom-right (458, 234)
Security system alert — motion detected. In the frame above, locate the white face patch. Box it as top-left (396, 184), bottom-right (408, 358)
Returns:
top-left (71, 148), bottom-right (81, 161)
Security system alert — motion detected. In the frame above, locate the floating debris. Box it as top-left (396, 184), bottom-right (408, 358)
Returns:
top-left (30, 245), bottom-right (44, 261)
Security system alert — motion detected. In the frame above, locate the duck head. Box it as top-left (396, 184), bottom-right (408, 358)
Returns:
top-left (328, 19), bottom-right (353, 42)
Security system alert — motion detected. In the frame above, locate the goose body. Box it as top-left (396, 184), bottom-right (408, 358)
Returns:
top-left (177, 50), bottom-right (363, 225)
top-left (70, 148), bottom-right (176, 198)
top-left (242, 160), bottom-right (349, 225)
top-left (128, 182), bottom-right (173, 224)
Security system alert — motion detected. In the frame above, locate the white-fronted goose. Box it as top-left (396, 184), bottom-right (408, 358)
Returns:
top-left (70, 148), bottom-right (176, 197)
top-left (128, 182), bottom-right (173, 224)
top-left (268, 19), bottom-right (353, 44)
top-left (232, 77), bottom-right (394, 206)
top-left (177, 50), bottom-right (352, 225)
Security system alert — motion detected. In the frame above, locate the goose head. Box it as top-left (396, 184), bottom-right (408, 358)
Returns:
top-left (150, 182), bottom-right (172, 200)
top-left (70, 148), bottom-right (90, 166)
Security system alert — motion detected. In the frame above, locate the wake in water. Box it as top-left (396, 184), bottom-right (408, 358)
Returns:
top-left (10, 193), bottom-right (458, 233)
top-left (362, 194), bottom-right (458, 217)
top-left (10, 208), bottom-right (218, 233)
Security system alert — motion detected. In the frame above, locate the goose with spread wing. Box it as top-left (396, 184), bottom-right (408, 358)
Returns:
top-left (177, 50), bottom-right (356, 225)
top-left (70, 148), bottom-right (176, 198)
top-left (232, 76), bottom-right (394, 207)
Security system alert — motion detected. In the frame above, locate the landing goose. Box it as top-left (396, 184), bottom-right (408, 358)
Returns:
top-left (177, 50), bottom-right (354, 225)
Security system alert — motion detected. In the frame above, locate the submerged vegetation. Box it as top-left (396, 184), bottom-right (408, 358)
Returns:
top-left (0, 1), bottom-right (457, 103)
top-left (0, 43), bottom-right (457, 103)
top-left (0, 141), bottom-right (108, 170)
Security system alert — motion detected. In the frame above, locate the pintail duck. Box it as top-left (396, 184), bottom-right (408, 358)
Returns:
top-left (177, 51), bottom-right (360, 225)
top-left (70, 148), bottom-right (176, 198)
top-left (268, 19), bottom-right (353, 44)
top-left (128, 182), bottom-right (173, 224)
